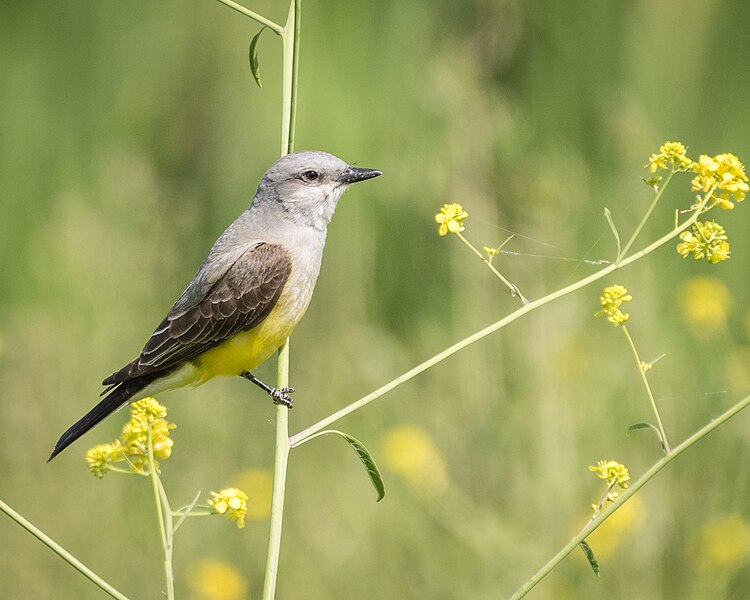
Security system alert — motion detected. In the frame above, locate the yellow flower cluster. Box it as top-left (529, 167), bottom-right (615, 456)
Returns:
top-left (85, 441), bottom-right (126, 478)
top-left (84, 397), bottom-right (176, 478)
top-left (435, 203), bottom-right (468, 236)
top-left (646, 141), bottom-right (693, 173)
top-left (208, 488), bottom-right (249, 529)
top-left (691, 153), bottom-right (749, 210)
top-left (589, 460), bottom-right (630, 489)
top-left (646, 142), bottom-right (748, 210)
top-left (677, 221), bottom-right (730, 264)
top-left (595, 285), bottom-right (632, 326)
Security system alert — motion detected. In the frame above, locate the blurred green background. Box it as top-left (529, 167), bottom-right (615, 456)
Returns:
top-left (3, 0), bottom-right (750, 598)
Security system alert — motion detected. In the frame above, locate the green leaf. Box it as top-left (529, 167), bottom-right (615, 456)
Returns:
top-left (603, 207), bottom-right (621, 258)
top-left (627, 422), bottom-right (666, 452)
top-left (320, 430), bottom-right (386, 502)
top-left (579, 540), bottom-right (600, 577)
top-left (248, 27), bottom-right (267, 88)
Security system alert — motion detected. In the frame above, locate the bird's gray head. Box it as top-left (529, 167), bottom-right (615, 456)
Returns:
top-left (253, 151), bottom-right (381, 231)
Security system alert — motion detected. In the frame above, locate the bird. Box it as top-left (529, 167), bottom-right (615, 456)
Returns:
top-left (48, 151), bottom-right (381, 461)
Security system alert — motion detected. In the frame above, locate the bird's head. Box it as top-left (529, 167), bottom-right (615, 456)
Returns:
top-left (255, 151), bottom-right (381, 230)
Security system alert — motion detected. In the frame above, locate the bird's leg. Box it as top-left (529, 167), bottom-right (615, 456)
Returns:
top-left (240, 371), bottom-right (294, 408)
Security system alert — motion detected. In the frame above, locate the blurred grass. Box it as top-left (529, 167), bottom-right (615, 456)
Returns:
top-left (2, 0), bottom-right (750, 598)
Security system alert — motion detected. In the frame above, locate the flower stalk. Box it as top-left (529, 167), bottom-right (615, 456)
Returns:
top-left (510, 392), bottom-right (750, 599)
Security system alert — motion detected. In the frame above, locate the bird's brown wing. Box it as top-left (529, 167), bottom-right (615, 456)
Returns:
top-left (103, 242), bottom-right (292, 385)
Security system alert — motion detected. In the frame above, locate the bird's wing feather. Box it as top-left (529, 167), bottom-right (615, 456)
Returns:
top-left (103, 242), bottom-right (292, 384)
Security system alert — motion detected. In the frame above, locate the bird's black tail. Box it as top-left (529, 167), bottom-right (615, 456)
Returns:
top-left (48, 375), bottom-right (157, 462)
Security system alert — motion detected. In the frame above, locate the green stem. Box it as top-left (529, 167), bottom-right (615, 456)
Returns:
top-left (509, 392), bottom-right (750, 599)
top-left (455, 231), bottom-right (528, 303)
top-left (263, 341), bottom-right (292, 600)
top-left (618, 171), bottom-right (674, 261)
top-left (290, 182), bottom-right (706, 446)
top-left (621, 324), bottom-right (671, 453)
top-left (148, 428), bottom-right (174, 600)
top-left (213, 0), bottom-right (284, 35)
top-left (0, 499), bottom-right (130, 600)
top-left (262, 0), bottom-right (300, 597)
top-left (279, 0), bottom-right (300, 156)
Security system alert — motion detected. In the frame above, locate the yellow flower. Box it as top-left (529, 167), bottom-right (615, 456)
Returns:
top-left (483, 245), bottom-right (499, 258)
top-left (435, 203), bottom-right (468, 236)
top-left (677, 221), bottom-right (730, 263)
top-left (690, 152), bottom-right (749, 209)
top-left (646, 141), bottom-right (693, 173)
top-left (129, 396), bottom-right (168, 420)
top-left (588, 460), bottom-right (630, 489)
top-left (690, 514), bottom-right (750, 571)
top-left (232, 469), bottom-right (273, 521)
top-left (208, 488), bottom-right (249, 528)
top-left (84, 441), bottom-right (125, 478)
top-left (381, 425), bottom-right (449, 495)
top-left (188, 559), bottom-right (247, 600)
top-left (84, 397), bottom-right (175, 477)
top-left (594, 285), bottom-right (632, 326)
top-left (678, 276), bottom-right (731, 335)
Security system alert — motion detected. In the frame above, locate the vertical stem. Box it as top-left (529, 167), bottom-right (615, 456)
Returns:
top-left (621, 325), bottom-right (671, 453)
top-left (279, 0), bottom-right (300, 156)
top-left (263, 342), bottom-right (292, 600)
top-left (148, 427), bottom-right (174, 600)
top-left (264, 2), bottom-right (300, 596)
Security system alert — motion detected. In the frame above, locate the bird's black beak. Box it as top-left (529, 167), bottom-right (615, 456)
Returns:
top-left (340, 166), bottom-right (382, 185)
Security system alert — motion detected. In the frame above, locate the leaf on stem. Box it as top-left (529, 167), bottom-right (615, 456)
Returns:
top-left (248, 27), bottom-right (268, 88)
top-left (603, 208), bottom-right (621, 258)
top-left (627, 422), bottom-right (666, 452)
top-left (320, 430), bottom-right (386, 502)
top-left (579, 540), bottom-right (600, 577)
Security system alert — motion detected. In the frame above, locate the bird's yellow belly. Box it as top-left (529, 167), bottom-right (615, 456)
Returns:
top-left (190, 292), bottom-right (304, 382)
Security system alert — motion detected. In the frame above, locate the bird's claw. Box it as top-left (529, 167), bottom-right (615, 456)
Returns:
top-left (271, 386), bottom-right (295, 408)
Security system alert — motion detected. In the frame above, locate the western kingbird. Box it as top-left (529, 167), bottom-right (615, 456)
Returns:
top-left (49, 151), bottom-right (381, 461)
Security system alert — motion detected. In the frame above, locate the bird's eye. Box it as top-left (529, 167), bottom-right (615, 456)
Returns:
top-left (301, 170), bottom-right (320, 182)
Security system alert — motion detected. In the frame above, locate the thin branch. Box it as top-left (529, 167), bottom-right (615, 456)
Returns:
top-left (509, 392), bottom-right (750, 599)
top-left (213, 0), bottom-right (284, 35)
top-left (0, 499), bottom-right (131, 600)
top-left (290, 194), bottom-right (705, 446)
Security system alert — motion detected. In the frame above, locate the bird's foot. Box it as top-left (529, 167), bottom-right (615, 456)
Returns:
top-left (240, 371), bottom-right (294, 409)
top-left (270, 387), bottom-right (295, 408)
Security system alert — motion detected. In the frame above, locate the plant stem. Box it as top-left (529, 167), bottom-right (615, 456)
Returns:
top-left (290, 182), bottom-right (707, 446)
top-left (148, 428), bottom-right (174, 600)
top-left (509, 392), bottom-right (750, 599)
top-left (279, 0), bottom-right (300, 156)
top-left (0, 499), bottom-right (131, 600)
top-left (263, 341), bottom-right (292, 600)
top-left (455, 231), bottom-right (528, 303)
top-left (617, 171), bottom-right (674, 261)
top-left (621, 325), bottom-right (671, 453)
top-left (213, 0), bottom-right (284, 35)
top-left (262, 1), bottom-right (300, 597)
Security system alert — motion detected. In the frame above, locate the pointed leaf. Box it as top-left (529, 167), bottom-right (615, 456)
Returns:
top-left (603, 208), bottom-right (621, 258)
top-left (627, 422), bottom-right (666, 453)
top-left (320, 430), bottom-right (385, 502)
top-left (579, 540), bottom-right (600, 577)
top-left (248, 27), bottom-right (267, 88)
